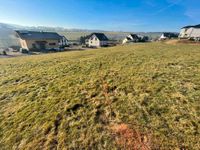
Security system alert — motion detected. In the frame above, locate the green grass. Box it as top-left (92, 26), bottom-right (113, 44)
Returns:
top-left (0, 43), bottom-right (200, 149)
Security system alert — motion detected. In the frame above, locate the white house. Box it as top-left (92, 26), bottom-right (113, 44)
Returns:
top-left (179, 24), bottom-right (200, 40)
top-left (87, 33), bottom-right (108, 47)
top-left (122, 34), bottom-right (140, 44)
top-left (159, 32), bottom-right (178, 40)
top-left (59, 36), bottom-right (68, 47)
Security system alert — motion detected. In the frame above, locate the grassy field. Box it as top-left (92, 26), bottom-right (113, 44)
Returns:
top-left (0, 43), bottom-right (200, 149)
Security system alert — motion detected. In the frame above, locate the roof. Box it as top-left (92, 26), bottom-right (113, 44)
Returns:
top-left (61, 35), bottom-right (68, 41)
top-left (194, 24), bottom-right (200, 28)
top-left (182, 24), bottom-right (200, 29)
top-left (126, 37), bottom-right (132, 40)
top-left (163, 32), bottom-right (178, 38)
top-left (125, 34), bottom-right (140, 41)
top-left (129, 34), bottom-right (139, 39)
top-left (90, 33), bottom-right (109, 41)
top-left (15, 30), bottom-right (62, 40)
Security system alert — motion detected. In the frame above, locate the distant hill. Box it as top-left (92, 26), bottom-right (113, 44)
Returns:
top-left (0, 23), bottom-right (164, 48)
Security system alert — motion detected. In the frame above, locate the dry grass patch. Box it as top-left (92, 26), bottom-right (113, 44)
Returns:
top-left (111, 123), bottom-right (152, 150)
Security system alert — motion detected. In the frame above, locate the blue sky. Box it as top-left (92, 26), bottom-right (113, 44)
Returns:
top-left (0, 0), bottom-right (199, 32)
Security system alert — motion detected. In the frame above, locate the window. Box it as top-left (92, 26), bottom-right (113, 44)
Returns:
top-left (49, 43), bottom-right (56, 46)
top-left (32, 43), bottom-right (36, 48)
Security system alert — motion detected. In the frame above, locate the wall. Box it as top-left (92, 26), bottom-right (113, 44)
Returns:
top-left (20, 39), bottom-right (60, 50)
top-left (88, 35), bottom-right (108, 47)
top-left (122, 38), bottom-right (128, 44)
top-left (89, 35), bottom-right (100, 47)
top-left (179, 28), bottom-right (200, 39)
top-left (19, 39), bottom-right (29, 49)
top-left (183, 28), bottom-right (194, 38)
top-left (100, 41), bottom-right (108, 46)
top-left (179, 28), bottom-right (187, 38)
top-left (190, 28), bottom-right (200, 38)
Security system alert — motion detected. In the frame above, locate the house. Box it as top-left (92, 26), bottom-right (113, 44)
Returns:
top-left (122, 34), bottom-right (140, 44)
top-left (87, 33), bottom-right (109, 47)
top-left (79, 35), bottom-right (91, 45)
top-left (16, 30), bottom-right (67, 51)
top-left (179, 24), bottom-right (200, 40)
top-left (159, 32), bottom-right (178, 40)
top-left (137, 35), bottom-right (149, 42)
top-left (59, 36), bottom-right (68, 47)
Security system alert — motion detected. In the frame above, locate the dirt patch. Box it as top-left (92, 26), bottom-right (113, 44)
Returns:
top-left (164, 39), bottom-right (200, 45)
top-left (110, 123), bottom-right (152, 150)
top-left (164, 39), bottom-right (180, 45)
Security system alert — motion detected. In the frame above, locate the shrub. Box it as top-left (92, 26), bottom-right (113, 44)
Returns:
top-left (2, 50), bottom-right (7, 55)
top-left (0, 50), bottom-right (7, 55)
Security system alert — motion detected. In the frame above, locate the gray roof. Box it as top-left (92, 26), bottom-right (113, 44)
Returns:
top-left (16, 30), bottom-right (62, 40)
top-left (163, 32), bottom-right (178, 38)
top-left (182, 24), bottom-right (200, 29)
top-left (129, 34), bottom-right (139, 39)
top-left (90, 33), bottom-right (109, 41)
top-left (126, 37), bottom-right (132, 40)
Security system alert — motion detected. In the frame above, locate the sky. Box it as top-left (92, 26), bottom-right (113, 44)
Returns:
top-left (0, 0), bottom-right (199, 32)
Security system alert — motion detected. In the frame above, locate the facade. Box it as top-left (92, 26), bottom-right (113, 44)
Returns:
top-left (179, 24), bottom-right (200, 40)
top-left (16, 30), bottom-right (67, 51)
top-left (59, 36), bottom-right (68, 47)
top-left (122, 34), bottom-right (140, 44)
top-left (87, 33), bottom-right (108, 47)
top-left (159, 32), bottom-right (178, 40)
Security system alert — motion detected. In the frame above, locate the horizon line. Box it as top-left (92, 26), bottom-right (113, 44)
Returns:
top-left (0, 22), bottom-right (180, 33)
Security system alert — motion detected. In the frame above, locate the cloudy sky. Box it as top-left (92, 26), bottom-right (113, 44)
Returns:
top-left (0, 0), bottom-right (199, 32)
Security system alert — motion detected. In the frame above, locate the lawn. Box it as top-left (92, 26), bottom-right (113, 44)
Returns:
top-left (0, 43), bottom-right (199, 149)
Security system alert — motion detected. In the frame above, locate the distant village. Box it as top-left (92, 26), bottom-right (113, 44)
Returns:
top-left (0, 24), bottom-right (200, 56)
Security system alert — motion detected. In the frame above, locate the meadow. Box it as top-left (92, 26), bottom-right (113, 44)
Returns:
top-left (0, 43), bottom-right (200, 149)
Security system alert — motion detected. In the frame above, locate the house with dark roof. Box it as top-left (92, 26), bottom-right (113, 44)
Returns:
top-left (122, 34), bottom-right (142, 44)
top-left (15, 30), bottom-right (67, 51)
top-left (87, 33), bottom-right (109, 47)
top-left (122, 34), bottom-right (149, 44)
top-left (60, 36), bottom-right (68, 48)
top-left (179, 24), bottom-right (200, 40)
top-left (159, 32), bottom-right (178, 40)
